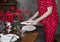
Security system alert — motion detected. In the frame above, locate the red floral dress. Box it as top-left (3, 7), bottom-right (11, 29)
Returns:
top-left (37, 0), bottom-right (59, 42)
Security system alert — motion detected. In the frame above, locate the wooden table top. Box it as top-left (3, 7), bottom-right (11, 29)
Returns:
top-left (20, 30), bottom-right (39, 42)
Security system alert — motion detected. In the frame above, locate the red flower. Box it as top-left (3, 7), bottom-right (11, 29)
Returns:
top-left (10, 6), bottom-right (15, 10)
top-left (15, 9), bottom-right (23, 21)
top-left (0, 12), bottom-right (2, 17)
top-left (5, 11), bottom-right (14, 23)
top-left (25, 8), bottom-right (30, 13)
top-left (0, 10), bottom-right (5, 22)
top-left (0, 17), bottom-right (5, 22)
top-left (15, 9), bottom-right (21, 14)
top-left (4, 0), bottom-right (7, 2)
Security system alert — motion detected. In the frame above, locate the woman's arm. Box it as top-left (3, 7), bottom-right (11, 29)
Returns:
top-left (31, 6), bottom-right (52, 25)
top-left (29, 11), bottom-right (39, 20)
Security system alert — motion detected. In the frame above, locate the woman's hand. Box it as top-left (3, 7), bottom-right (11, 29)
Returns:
top-left (20, 20), bottom-right (34, 25)
top-left (20, 19), bottom-right (39, 26)
top-left (31, 20), bottom-right (38, 25)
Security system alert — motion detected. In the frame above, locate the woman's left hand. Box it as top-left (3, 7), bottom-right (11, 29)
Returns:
top-left (31, 21), bottom-right (38, 25)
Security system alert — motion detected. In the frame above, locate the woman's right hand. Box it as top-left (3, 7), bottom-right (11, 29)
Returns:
top-left (20, 19), bottom-right (34, 25)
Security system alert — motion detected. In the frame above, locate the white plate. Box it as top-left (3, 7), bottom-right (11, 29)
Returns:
top-left (20, 20), bottom-right (34, 25)
top-left (20, 22), bottom-right (31, 25)
top-left (21, 26), bottom-right (36, 31)
top-left (25, 20), bottom-right (34, 23)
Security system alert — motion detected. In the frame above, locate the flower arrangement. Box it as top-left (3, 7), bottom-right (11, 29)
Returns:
top-left (0, 9), bottom-right (22, 42)
top-left (0, 6), bottom-right (23, 33)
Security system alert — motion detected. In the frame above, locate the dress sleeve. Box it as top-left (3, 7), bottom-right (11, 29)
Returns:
top-left (42, 0), bottom-right (52, 7)
top-left (37, 0), bottom-right (53, 15)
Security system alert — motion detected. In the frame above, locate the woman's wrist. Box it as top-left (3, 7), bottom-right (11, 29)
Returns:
top-left (29, 18), bottom-right (34, 20)
top-left (34, 18), bottom-right (41, 23)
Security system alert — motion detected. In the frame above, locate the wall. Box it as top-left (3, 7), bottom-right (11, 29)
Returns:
top-left (17, 0), bottom-right (38, 20)
top-left (56, 0), bottom-right (60, 35)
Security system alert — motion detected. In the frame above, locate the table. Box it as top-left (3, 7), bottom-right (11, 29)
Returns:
top-left (20, 30), bottom-right (39, 42)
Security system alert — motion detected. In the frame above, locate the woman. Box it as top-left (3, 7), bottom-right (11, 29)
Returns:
top-left (25, 0), bottom-right (59, 42)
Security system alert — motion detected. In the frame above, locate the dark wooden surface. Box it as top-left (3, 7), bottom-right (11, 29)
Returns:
top-left (21, 30), bottom-right (39, 42)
